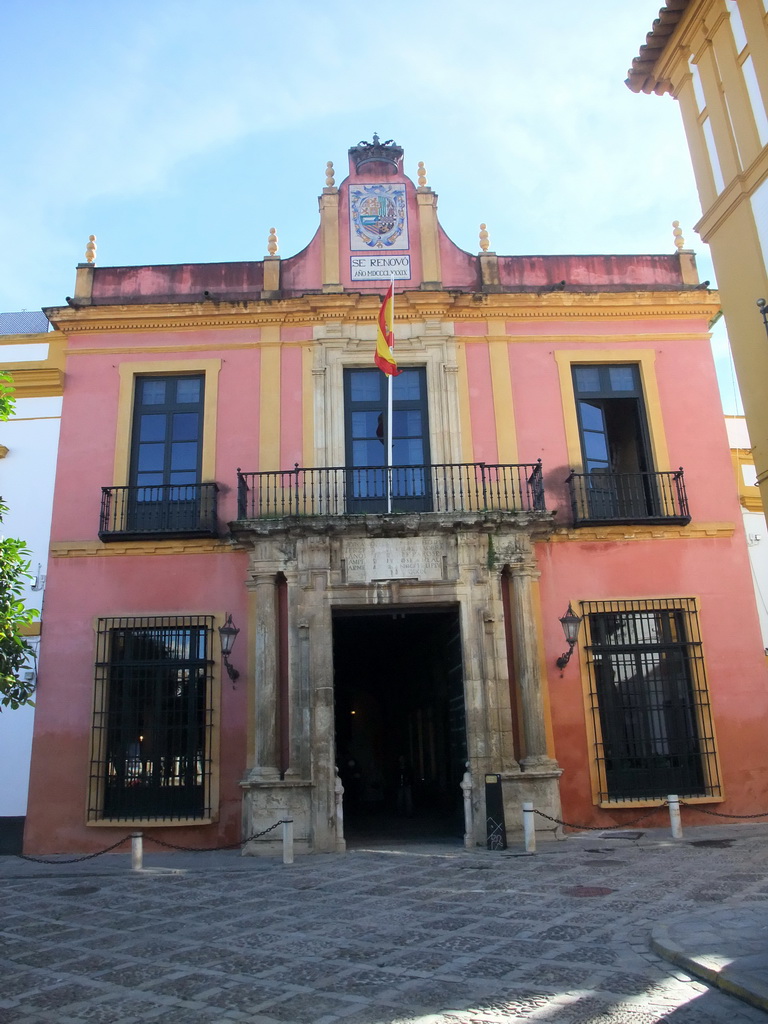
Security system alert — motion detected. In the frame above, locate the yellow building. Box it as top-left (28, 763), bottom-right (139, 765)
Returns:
top-left (627, 1), bottom-right (768, 516)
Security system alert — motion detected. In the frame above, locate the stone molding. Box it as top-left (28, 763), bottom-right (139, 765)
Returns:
top-left (45, 288), bottom-right (721, 336)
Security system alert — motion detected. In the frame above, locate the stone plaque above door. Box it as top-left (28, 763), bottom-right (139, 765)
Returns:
top-left (343, 536), bottom-right (447, 583)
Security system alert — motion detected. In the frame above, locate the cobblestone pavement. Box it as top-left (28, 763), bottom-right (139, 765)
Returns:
top-left (1, 826), bottom-right (767, 1024)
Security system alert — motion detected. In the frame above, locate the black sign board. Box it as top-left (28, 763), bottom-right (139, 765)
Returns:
top-left (485, 773), bottom-right (507, 850)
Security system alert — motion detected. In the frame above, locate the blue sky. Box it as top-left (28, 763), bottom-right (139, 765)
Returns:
top-left (0, 0), bottom-right (742, 412)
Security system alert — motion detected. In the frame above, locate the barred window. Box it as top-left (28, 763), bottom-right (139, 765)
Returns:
top-left (89, 616), bottom-right (215, 822)
top-left (583, 599), bottom-right (721, 803)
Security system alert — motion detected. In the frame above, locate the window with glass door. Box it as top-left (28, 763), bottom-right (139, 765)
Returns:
top-left (129, 375), bottom-right (206, 533)
top-left (572, 364), bottom-right (656, 521)
top-left (343, 367), bottom-right (431, 512)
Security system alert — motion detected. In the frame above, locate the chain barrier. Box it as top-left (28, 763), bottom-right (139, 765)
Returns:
top-left (141, 819), bottom-right (289, 853)
top-left (17, 803), bottom-right (768, 867)
top-left (678, 802), bottom-right (768, 820)
top-left (532, 804), bottom-right (668, 833)
top-left (15, 835), bottom-right (131, 865)
top-left (534, 801), bottom-right (768, 835)
top-left (13, 820), bottom-right (290, 864)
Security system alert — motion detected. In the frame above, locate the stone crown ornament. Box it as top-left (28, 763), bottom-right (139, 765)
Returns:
top-left (349, 134), bottom-right (404, 172)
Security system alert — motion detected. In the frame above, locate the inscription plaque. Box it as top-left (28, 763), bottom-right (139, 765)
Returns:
top-left (344, 537), bottom-right (445, 582)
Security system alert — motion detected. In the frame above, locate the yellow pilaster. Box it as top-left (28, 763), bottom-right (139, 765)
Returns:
top-left (455, 342), bottom-right (474, 462)
top-left (258, 327), bottom-right (281, 471)
top-left (74, 263), bottom-right (94, 304)
top-left (711, 12), bottom-right (762, 170)
top-left (262, 256), bottom-right (280, 296)
top-left (489, 339), bottom-right (518, 463)
top-left (697, 41), bottom-right (741, 183)
top-left (479, 252), bottom-right (501, 290)
top-left (319, 188), bottom-right (342, 293)
top-left (678, 249), bottom-right (700, 286)
top-left (416, 189), bottom-right (442, 289)
top-left (302, 342), bottom-right (314, 468)
top-left (675, 74), bottom-right (721, 210)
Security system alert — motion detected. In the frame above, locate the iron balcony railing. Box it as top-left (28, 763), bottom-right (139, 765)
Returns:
top-left (237, 462), bottom-right (545, 520)
top-left (566, 469), bottom-right (690, 527)
top-left (99, 483), bottom-right (219, 541)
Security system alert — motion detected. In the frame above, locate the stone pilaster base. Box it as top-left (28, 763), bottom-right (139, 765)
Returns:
top-left (240, 780), bottom-right (314, 856)
top-left (500, 768), bottom-right (564, 842)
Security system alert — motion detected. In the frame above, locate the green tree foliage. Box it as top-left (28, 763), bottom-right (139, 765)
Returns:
top-left (0, 372), bottom-right (39, 709)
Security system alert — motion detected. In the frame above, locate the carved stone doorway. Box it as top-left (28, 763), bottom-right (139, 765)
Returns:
top-left (332, 606), bottom-right (466, 845)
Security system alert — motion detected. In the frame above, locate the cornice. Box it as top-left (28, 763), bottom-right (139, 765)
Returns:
top-left (0, 331), bottom-right (51, 346)
top-left (49, 521), bottom-right (737, 553)
top-left (694, 152), bottom-right (768, 243)
top-left (0, 333), bottom-right (66, 394)
top-left (65, 327), bottom-right (720, 359)
top-left (546, 521), bottom-right (735, 542)
top-left (742, 495), bottom-right (763, 514)
top-left (50, 538), bottom-right (240, 557)
top-left (0, 367), bottom-right (64, 397)
top-left (46, 289), bottom-right (721, 336)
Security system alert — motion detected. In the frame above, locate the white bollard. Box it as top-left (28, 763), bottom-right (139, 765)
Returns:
top-left (131, 831), bottom-right (143, 871)
top-left (460, 765), bottom-right (473, 849)
top-left (668, 794), bottom-right (683, 839)
top-left (522, 802), bottom-right (536, 854)
top-left (334, 766), bottom-right (345, 850)
top-left (282, 818), bottom-right (294, 865)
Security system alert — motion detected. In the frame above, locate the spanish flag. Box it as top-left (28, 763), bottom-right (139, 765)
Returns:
top-left (374, 281), bottom-right (401, 376)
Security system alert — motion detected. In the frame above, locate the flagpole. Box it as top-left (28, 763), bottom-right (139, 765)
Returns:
top-left (386, 275), bottom-right (394, 513)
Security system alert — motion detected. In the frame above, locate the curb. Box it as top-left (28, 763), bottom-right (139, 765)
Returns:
top-left (651, 917), bottom-right (768, 1014)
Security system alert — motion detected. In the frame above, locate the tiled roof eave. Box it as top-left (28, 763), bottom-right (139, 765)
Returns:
top-left (626, 0), bottom-right (691, 94)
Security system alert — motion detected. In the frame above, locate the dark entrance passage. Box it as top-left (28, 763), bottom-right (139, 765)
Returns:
top-left (332, 606), bottom-right (466, 845)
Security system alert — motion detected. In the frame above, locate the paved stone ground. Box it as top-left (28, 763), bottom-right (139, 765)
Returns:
top-left (1, 826), bottom-right (767, 1024)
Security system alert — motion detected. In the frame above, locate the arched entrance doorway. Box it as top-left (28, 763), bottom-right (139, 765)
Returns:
top-left (332, 606), bottom-right (466, 844)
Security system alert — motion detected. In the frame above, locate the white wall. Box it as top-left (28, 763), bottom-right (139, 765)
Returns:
top-left (743, 508), bottom-right (768, 650)
top-left (725, 415), bottom-right (768, 650)
top-left (0, 394), bottom-right (61, 816)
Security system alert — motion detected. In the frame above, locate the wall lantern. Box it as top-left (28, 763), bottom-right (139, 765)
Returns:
top-left (758, 298), bottom-right (768, 339)
top-left (218, 614), bottom-right (240, 686)
top-left (556, 603), bottom-right (582, 671)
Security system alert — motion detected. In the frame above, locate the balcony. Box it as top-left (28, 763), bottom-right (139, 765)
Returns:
top-left (566, 469), bottom-right (690, 527)
top-left (99, 483), bottom-right (219, 541)
top-left (236, 462), bottom-right (545, 520)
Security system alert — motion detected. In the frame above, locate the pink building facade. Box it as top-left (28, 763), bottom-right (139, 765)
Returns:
top-left (25, 138), bottom-right (768, 855)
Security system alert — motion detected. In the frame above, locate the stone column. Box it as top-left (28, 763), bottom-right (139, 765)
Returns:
top-left (245, 573), bottom-right (280, 781)
top-left (304, 578), bottom-right (338, 852)
top-left (479, 591), bottom-right (520, 774)
top-left (286, 608), bottom-right (311, 780)
top-left (507, 563), bottom-right (559, 771)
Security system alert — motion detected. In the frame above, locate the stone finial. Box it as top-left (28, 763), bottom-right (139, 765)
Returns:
top-left (672, 220), bottom-right (685, 250)
top-left (325, 161), bottom-right (335, 187)
top-left (267, 227), bottom-right (278, 256)
top-left (479, 223), bottom-right (490, 252)
top-left (417, 161), bottom-right (428, 187)
top-left (85, 234), bottom-right (97, 264)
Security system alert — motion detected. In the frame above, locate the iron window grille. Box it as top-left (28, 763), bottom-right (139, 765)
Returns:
top-left (89, 616), bottom-right (215, 822)
top-left (582, 598), bottom-right (721, 803)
